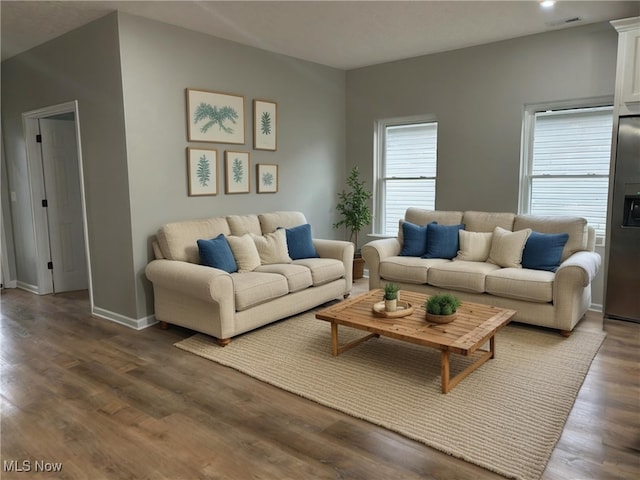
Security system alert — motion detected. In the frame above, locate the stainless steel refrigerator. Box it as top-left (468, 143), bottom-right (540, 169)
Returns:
top-left (605, 115), bottom-right (640, 322)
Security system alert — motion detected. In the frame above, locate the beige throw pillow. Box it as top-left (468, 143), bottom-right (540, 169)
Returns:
top-left (455, 230), bottom-right (493, 262)
top-left (227, 234), bottom-right (261, 272)
top-left (251, 229), bottom-right (292, 265)
top-left (487, 227), bottom-right (532, 268)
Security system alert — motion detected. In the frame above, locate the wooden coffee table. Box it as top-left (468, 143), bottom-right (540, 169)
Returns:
top-left (315, 289), bottom-right (516, 393)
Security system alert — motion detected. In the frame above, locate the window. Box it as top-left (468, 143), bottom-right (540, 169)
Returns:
top-left (374, 116), bottom-right (438, 236)
top-left (520, 103), bottom-right (613, 240)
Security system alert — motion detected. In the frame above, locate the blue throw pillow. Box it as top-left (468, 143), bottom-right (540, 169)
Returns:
top-left (522, 231), bottom-right (569, 272)
top-left (284, 224), bottom-right (318, 260)
top-left (399, 221), bottom-right (435, 257)
top-left (197, 234), bottom-right (238, 273)
top-left (422, 223), bottom-right (465, 259)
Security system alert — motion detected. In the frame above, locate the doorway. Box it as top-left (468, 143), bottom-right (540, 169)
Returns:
top-left (22, 101), bottom-right (92, 302)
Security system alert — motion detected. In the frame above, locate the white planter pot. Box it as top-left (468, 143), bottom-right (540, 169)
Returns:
top-left (385, 299), bottom-right (397, 312)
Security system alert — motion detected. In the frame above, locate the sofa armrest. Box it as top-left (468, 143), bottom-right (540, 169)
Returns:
top-left (551, 250), bottom-right (601, 332)
top-left (145, 259), bottom-right (234, 305)
top-left (313, 239), bottom-right (355, 286)
top-left (555, 251), bottom-right (602, 288)
top-left (361, 238), bottom-right (402, 289)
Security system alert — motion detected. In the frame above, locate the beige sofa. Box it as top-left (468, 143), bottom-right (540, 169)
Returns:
top-left (362, 209), bottom-right (601, 335)
top-left (146, 211), bottom-right (354, 345)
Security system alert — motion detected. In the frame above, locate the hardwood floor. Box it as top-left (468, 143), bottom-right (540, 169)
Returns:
top-left (1, 283), bottom-right (638, 479)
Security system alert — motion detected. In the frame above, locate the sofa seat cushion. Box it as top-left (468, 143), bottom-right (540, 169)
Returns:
top-left (255, 264), bottom-right (313, 293)
top-left (380, 257), bottom-right (449, 284)
top-left (231, 272), bottom-right (289, 311)
top-left (485, 268), bottom-right (554, 303)
top-left (292, 258), bottom-right (344, 286)
top-left (428, 261), bottom-right (501, 293)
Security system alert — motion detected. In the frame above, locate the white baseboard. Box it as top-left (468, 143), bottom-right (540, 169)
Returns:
top-left (92, 306), bottom-right (158, 330)
top-left (17, 281), bottom-right (39, 294)
top-left (2, 280), bottom-right (17, 289)
top-left (589, 303), bottom-right (603, 313)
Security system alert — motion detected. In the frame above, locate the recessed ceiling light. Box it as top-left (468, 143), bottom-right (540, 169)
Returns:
top-left (540, 0), bottom-right (556, 7)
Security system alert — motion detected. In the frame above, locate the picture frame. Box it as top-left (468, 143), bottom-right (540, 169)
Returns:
top-left (256, 164), bottom-right (279, 193)
top-left (225, 151), bottom-right (251, 194)
top-left (186, 88), bottom-right (245, 144)
top-left (187, 148), bottom-right (218, 196)
top-left (253, 99), bottom-right (277, 151)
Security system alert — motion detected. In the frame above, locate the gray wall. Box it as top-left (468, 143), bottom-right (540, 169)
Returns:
top-left (1, 12), bottom-right (346, 322)
top-left (117, 13), bottom-right (346, 318)
top-left (2, 13), bottom-right (615, 318)
top-left (1, 14), bottom-right (136, 316)
top-left (346, 22), bottom-right (619, 309)
top-left (347, 22), bottom-right (618, 215)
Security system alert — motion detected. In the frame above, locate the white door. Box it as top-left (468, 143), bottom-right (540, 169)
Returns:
top-left (39, 118), bottom-right (88, 292)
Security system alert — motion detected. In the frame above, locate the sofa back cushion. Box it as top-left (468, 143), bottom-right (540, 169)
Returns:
top-left (227, 214), bottom-right (262, 236)
top-left (400, 208), bottom-right (463, 245)
top-left (514, 215), bottom-right (588, 261)
top-left (157, 217), bottom-right (231, 263)
top-left (462, 211), bottom-right (515, 232)
top-left (404, 208), bottom-right (463, 226)
top-left (259, 211), bottom-right (307, 233)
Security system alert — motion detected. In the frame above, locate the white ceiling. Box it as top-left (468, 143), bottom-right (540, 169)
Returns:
top-left (1, 1), bottom-right (639, 69)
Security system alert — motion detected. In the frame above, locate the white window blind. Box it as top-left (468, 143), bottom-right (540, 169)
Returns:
top-left (525, 105), bottom-right (613, 239)
top-left (376, 120), bottom-right (438, 235)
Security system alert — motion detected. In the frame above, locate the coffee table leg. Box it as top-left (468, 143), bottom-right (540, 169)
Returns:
top-left (441, 336), bottom-right (497, 393)
top-left (329, 321), bottom-right (379, 356)
top-left (441, 350), bottom-right (451, 393)
top-left (331, 322), bottom-right (339, 356)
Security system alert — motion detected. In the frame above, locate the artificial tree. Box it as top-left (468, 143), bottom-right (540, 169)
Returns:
top-left (333, 166), bottom-right (373, 280)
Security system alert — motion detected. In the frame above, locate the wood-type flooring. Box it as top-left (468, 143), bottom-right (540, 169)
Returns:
top-left (1, 280), bottom-right (638, 479)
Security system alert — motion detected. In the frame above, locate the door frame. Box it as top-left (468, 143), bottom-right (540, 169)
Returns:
top-left (22, 101), bottom-right (93, 306)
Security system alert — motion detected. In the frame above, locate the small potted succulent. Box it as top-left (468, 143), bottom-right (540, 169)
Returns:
top-left (425, 293), bottom-right (461, 324)
top-left (383, 283), bottom-right (400, 312)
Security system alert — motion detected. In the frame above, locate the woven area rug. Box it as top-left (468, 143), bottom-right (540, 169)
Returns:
top-left (175, 312), bottom-right (605, 480)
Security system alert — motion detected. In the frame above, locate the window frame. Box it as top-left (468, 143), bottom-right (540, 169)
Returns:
top-left (373, 114), bottom-right (438, 236)
top-left (519, 96), bottom-right (613, 243)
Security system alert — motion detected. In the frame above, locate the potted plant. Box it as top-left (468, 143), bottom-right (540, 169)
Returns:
top-left (383, 283), bottom-right (400, 312)
top-left (333, 166), bottom-right (373, 280)
top-left (424, 293), bottom-right (461, 324)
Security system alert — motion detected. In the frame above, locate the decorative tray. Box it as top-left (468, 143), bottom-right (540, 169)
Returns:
top-left (372, 301), bottom-right (415, 318)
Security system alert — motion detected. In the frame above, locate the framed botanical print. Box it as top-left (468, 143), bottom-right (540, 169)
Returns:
top-left (225, 151), bottom-right (250, 194)
top-left (253, 99), bottom-right (277, 151)
top-left (187, 148), bottom-right (218, 196)
top-left (256, 164), bottom-right (278, 193)
top-left (187, 88), bottom-right (245, 144)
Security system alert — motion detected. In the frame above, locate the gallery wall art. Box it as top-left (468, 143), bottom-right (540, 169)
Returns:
top-left (186, 88), bottom-right (280, 197)
top-left (253, 99), bottom-right (277, 151)
top-left (187, 88), bottom-right (245, 144)
top-left (187, 148), bottom-right (218, 196)
top-left (257, 164), bottom-right (278, 193)
top-left (225, 151), bottom-right (251, 194)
